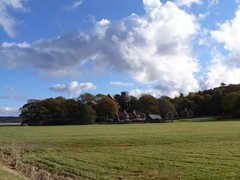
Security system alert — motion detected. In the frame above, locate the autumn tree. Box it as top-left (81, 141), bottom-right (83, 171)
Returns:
top-left (78, 93), bottom-right (96, 106)
top-left (20, 96), bottom-right (96, 125)
top-left (128, 95), bottom-right (138, 112)
top-left (94, 94), bottom-right (119, 122)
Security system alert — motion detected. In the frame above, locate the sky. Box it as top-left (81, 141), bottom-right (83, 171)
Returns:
top-left (1, 0), bottom-right (240, 116)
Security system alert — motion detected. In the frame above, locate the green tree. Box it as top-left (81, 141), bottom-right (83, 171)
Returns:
top-left (78, 93), bottom-right (96, 106)
top-left (128, 95), bottom-right (138, 112)
top-left (20, 100), bottom-right (45, 125)
top-left (114, 94), bottom-right (129, 111)
top-left (173, 97), bottom-right (194, 113)
top-left (78, 105), bottom-right (96, 124)
top-left (65, 98), bottom-right (79, 121)
top-left (222, 92), bottom-right (240, 117)
top-left (158, 97), bottom-right (176, 118)
top-left (137, 95), bottom-right (158, 114)
top-left (94, 94), bottom-right (119, 122)
top-left (42, 98), bottom-right (66, 122)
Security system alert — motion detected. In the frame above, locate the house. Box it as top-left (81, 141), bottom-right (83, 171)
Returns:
top-left (115, 111), bottom-right (130, 123)
top-left (115, 110), bottom-right (146, 123)
top-left (133, 110), bottom-right (146, 122)
top-left (127, 112), bottom-right (137, 121)
top-left (165, 112), bottom-right (179, 120)
top-left (146, 114), bottom-right (164, 123)
top-left (180, 108), bottom-right (194, 118)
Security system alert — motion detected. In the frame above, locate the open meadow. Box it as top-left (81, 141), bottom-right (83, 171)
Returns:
top-left (0, 118), bottom-right (239, 179)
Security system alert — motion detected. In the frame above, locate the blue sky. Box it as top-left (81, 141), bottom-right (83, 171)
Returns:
top-left (1, 0), bottom-right (240, 116)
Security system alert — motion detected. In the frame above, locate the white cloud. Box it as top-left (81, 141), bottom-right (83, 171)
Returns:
top-left (130, 88), bottom-right (161, 98)
top-left (97, 19), bottom-right (110, 26)
top-left (211, 10), bottom-right (240, 55)
top-left (50, 81), bottom-right (96, 96)
top-left (65, 0), bottom-right (83, 11)
top-left (207, 0), bottom-right (219, 8)
top-left (198, 12), bottom-right (209, 20)
top-left (205, 10), bottom-right (240, 88)
top-left (115, 1), bottom-right (200, 95)
top-left (143, 0), bottom-right (162, 18)
top-left (204, 51), bottom-right (240, 88)
top-left (94, 19), bottom-right (111, 39)
top-left (175, 0), bottom-right (202, 7)
top-left (129, 88), bottom-right (176, 98)
top-left (0, 95), bottom-right (26, 100)
top-left (0, 0), bottom-right (200, 97)
top-left (2, 42), bottom-right (30, 48)
top-left (0, 84), bottom-right (27, 100)
top-left (110, 81), bottom-right (134, 87)
top-left (0, 0), bottom-right (27, 37)
top-left (2, 84), bottom-right (16, 93)
top-left (0, 107), bottom-right (19, 116)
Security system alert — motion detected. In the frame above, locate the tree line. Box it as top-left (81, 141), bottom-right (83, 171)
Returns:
top-left (20, 83), bottom-right (240, 125)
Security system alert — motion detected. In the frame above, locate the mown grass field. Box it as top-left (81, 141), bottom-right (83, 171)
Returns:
top-left (0, 118), bottom-right (240, 179)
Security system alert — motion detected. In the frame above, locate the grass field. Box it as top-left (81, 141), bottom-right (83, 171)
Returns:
top-left (0, 118), bottom-right (239, 179)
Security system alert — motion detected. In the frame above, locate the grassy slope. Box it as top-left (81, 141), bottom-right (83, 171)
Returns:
top-left (0, 165), bottom-right (25, 180)
top-left (0, 119), bottom-right (240, 179)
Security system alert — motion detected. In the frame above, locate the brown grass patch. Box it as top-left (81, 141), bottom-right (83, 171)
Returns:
top-left (0, 146), bottom-right (73, 180)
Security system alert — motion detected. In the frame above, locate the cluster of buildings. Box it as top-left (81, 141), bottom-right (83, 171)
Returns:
top-left (115, 110), bottom-right (147, 123)
top-left (112, 92), bottom-right (193, 123)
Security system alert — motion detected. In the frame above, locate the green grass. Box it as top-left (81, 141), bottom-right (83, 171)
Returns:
top-left (0, 119), bottom-right (240, 179)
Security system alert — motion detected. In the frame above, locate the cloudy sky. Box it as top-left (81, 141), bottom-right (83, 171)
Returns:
top-left (1, 0), bottom-right (240, 116)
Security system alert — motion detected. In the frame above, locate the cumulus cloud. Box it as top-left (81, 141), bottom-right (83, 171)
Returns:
top-left (0, 0), bottom-right (27, 37)
top-left (0, 0), bottom-right (200, 97)
top-left (204, 53), bottom-right (240, 88)
top-left (206, 10), bottom-right (240, 88)
top-left (50, 81), bottom-right (96, 95)
top-left (110, 81), bottom-right (134, 87)
top-left (0, 107), bottom-right (19, 116)
top-left (211, 10), bottom-right (240, 56)
top-left (130, 88), bottom-right (163, 98)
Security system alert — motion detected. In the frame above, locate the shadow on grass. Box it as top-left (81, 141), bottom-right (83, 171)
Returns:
top-left (177, 116), bottom-right (240, 123)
